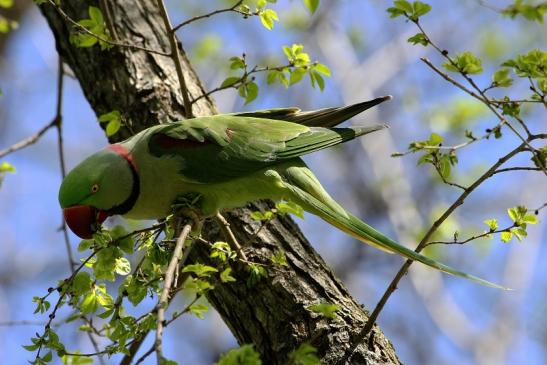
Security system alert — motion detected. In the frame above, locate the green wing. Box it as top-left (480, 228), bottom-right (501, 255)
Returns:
top-left (230, 96), bottom-right (392, 127)
top-left (148, 115), bottom-right (385, 183)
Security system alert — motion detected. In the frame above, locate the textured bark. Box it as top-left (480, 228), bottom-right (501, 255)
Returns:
top-left (40, 1), bottom-right (402, 364)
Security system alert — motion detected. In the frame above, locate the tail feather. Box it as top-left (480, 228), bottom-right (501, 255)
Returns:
top-left (231, 96), bottom-right (393, 127)
top-left (281, 165), bottom-right (508, 289)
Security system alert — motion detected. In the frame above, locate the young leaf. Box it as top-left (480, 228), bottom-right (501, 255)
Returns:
top-left (189, 303), bottom-right (209, 319)
top-left (221, 76), bottom-right (241, 88)
top-left (308, 302), bottom-right (339, 319)
top-left (483, 219), bottom-right (498, 231)
top-left (492, 68), bottom-right (513, 87)
top-left (407, 32), bottom-right (429, 46)
top-left (288, 343), bottom-right (320, 365)
top-left (303, 0), bottom-right (320, 14)
top-left (215, 344), bottom-right (262, 365)
top-left (276, 201), bottom-right (305, 219)
top-left (259, 8), bottom-right (279, 30)
top-left (182, 263), bottom-right (218, 278)
top-left (500, 231), bottom-right (513, 243)
top-left (443, 51), bottom-right (483, 74)
top-left (220, 268), bottom-right (237, 283)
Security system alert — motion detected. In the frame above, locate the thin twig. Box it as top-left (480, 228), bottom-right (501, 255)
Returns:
top-left (0, 320), bottom-right (47, 326)
top-left (414, 16), bottom-right (546, 177)
top-left (425, 225), bottom-right (516, 247)
top-left (172, 0), bottom-right (244, 32)
top-left (216, 212), bottom-right (248, 260)
top-left (99, 0), bottom-right (119, 40)
top-left (155, 0), bottom-right (193, 118)
top-left (493, 167), bottom-right (542, 175)
top-left (155, 223), bottom-right (192, 364)
top-left (45, 0), bottom-right (170, 56)
top-left (53, 58), bottom-right (77, 272)
top-left (191, 63), bottom-right (293, 104)
top-left (0, 119), bottom-right (57, 159)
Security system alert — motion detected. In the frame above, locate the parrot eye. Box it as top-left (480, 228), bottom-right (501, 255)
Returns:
top-left (91, 184), bottom-right (100, 194)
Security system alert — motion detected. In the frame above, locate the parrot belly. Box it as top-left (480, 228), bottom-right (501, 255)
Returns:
top-left (123, 153), bottom-right (291, 220)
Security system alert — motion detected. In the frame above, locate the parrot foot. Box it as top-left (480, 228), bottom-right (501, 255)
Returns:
top-left (171, 193), bottom-right (205, 237)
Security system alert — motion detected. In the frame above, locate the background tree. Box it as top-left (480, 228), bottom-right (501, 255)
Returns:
top-left (0, 1), bottom-right (545, 364)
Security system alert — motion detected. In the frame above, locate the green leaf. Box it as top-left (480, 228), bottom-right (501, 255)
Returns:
top-left (221, 76), bottom-right (241, 88)
top-left (289, 68), bottom-right (307, 85)
top-left (215, 344), bottom-right (262, 365)
top-left (42, 351), bottom-right (53, 362)
top-left (247, 263), bottom-right (267, 288)
top-left (412, 1), bottom-right (432, 18)
top-left (189, 303), bottom-right (209, 319)
top-left (288, 343), bottom-right (320, 365)
top-left (387, 7), bottom-right (406, 18)
top-left (500, 231), bottom-right (513, 243)
top-left (407, 32), bottom-right (429, 46)
top-left (98, 110), bottom-right (122, 136)
top-left (244, 81), bottom-right (259, 104)
top-left (182, 263), bottom-right (218, 278)
top-left (394, 0), bottom-right (413, 13)
top-left (271, 249), bottom-right (289, 267)
top-left (492, 68), bottom-right (513, 87)
top-left (229, 56), bottom-right (246, 70)
top-left (310, 71), bottom-right (325, 91)
top-left (110, 225), bottom-right (134, 254)
top-left (429, 133), bottom-right (443, 145)
top-left (507, 206), bottom-right (527, 223)
top-left (81, 292), bottom-right (99, 314)
top-left (259, 8), bottom-right (279, 30)
top-left (122, 275), bottom-right (148, 306)
top-left (303, 0), bottom-right (320, 14)
top-left (72, 272), bottom-right (93, 296)
top-left (0, 161), bottom-right (15, 173)
top-left (115, 257), bottom-right (131, 276)
top-left (61, 352), bottom-right (94, 364)
top-left (512, 227), bottom-right (527, 241)
top-left (0, 0), bottom-right (13, 8)
top-left (77, 239), bottom-right (93, 252)
top-left (501, 2), bottom-right (547, 23)
top-left (308, 302), bottom-right (339, 319)
top-left (220, 268), bottom-right (237, 283)
top-left (437, 155), bottom-right (451, 179)
top-left (275, 201), bottom-right (304, 219)
top-left (105, 119), bottom-right (121, 136)
top-left (211, 241), bottom-right (236, 262)
top-left (443, 51), bottom-right (483, 74)
top-left (522, 214), bottom-right (538, 224)
top-left (88, 6), bottom-right (104, 24)
top-left (483, 219), bottom-right (498, 231)
top-left (313, 62), bottom-right (331, 77)
top-left (184, 278), bottom-right (214, 294)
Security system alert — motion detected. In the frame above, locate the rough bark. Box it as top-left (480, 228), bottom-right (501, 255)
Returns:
top-left (40, 1), bottom-right (402, 364)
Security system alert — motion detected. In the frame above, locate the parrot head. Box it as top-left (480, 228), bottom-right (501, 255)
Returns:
top-left (58, 145), bottom-right (138, 239)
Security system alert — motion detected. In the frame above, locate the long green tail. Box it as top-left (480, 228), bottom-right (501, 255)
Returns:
top-left (282, 165), bottom-right (508, 290)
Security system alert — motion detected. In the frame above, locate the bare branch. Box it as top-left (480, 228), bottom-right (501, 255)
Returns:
top-left (155, 223), bottom-right (192, 364)
top-left (0, 119), bottom-right (57, 159)
top-left (172, 1), bottom-right (244, 32)
top-left (155, 0), bottom-right (193, 118)
top-left (215, 212), bottom-right (248, 261)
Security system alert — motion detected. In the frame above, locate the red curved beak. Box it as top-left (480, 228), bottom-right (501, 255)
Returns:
top-left (63, 205), bottom-right (108, 239)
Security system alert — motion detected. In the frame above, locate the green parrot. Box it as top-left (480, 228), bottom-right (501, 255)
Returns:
top-left (59, 96), bottom-right (504, 289)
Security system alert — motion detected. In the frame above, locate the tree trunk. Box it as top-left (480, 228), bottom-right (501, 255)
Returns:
top-left (40, 1), bottom-right (401, 363)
